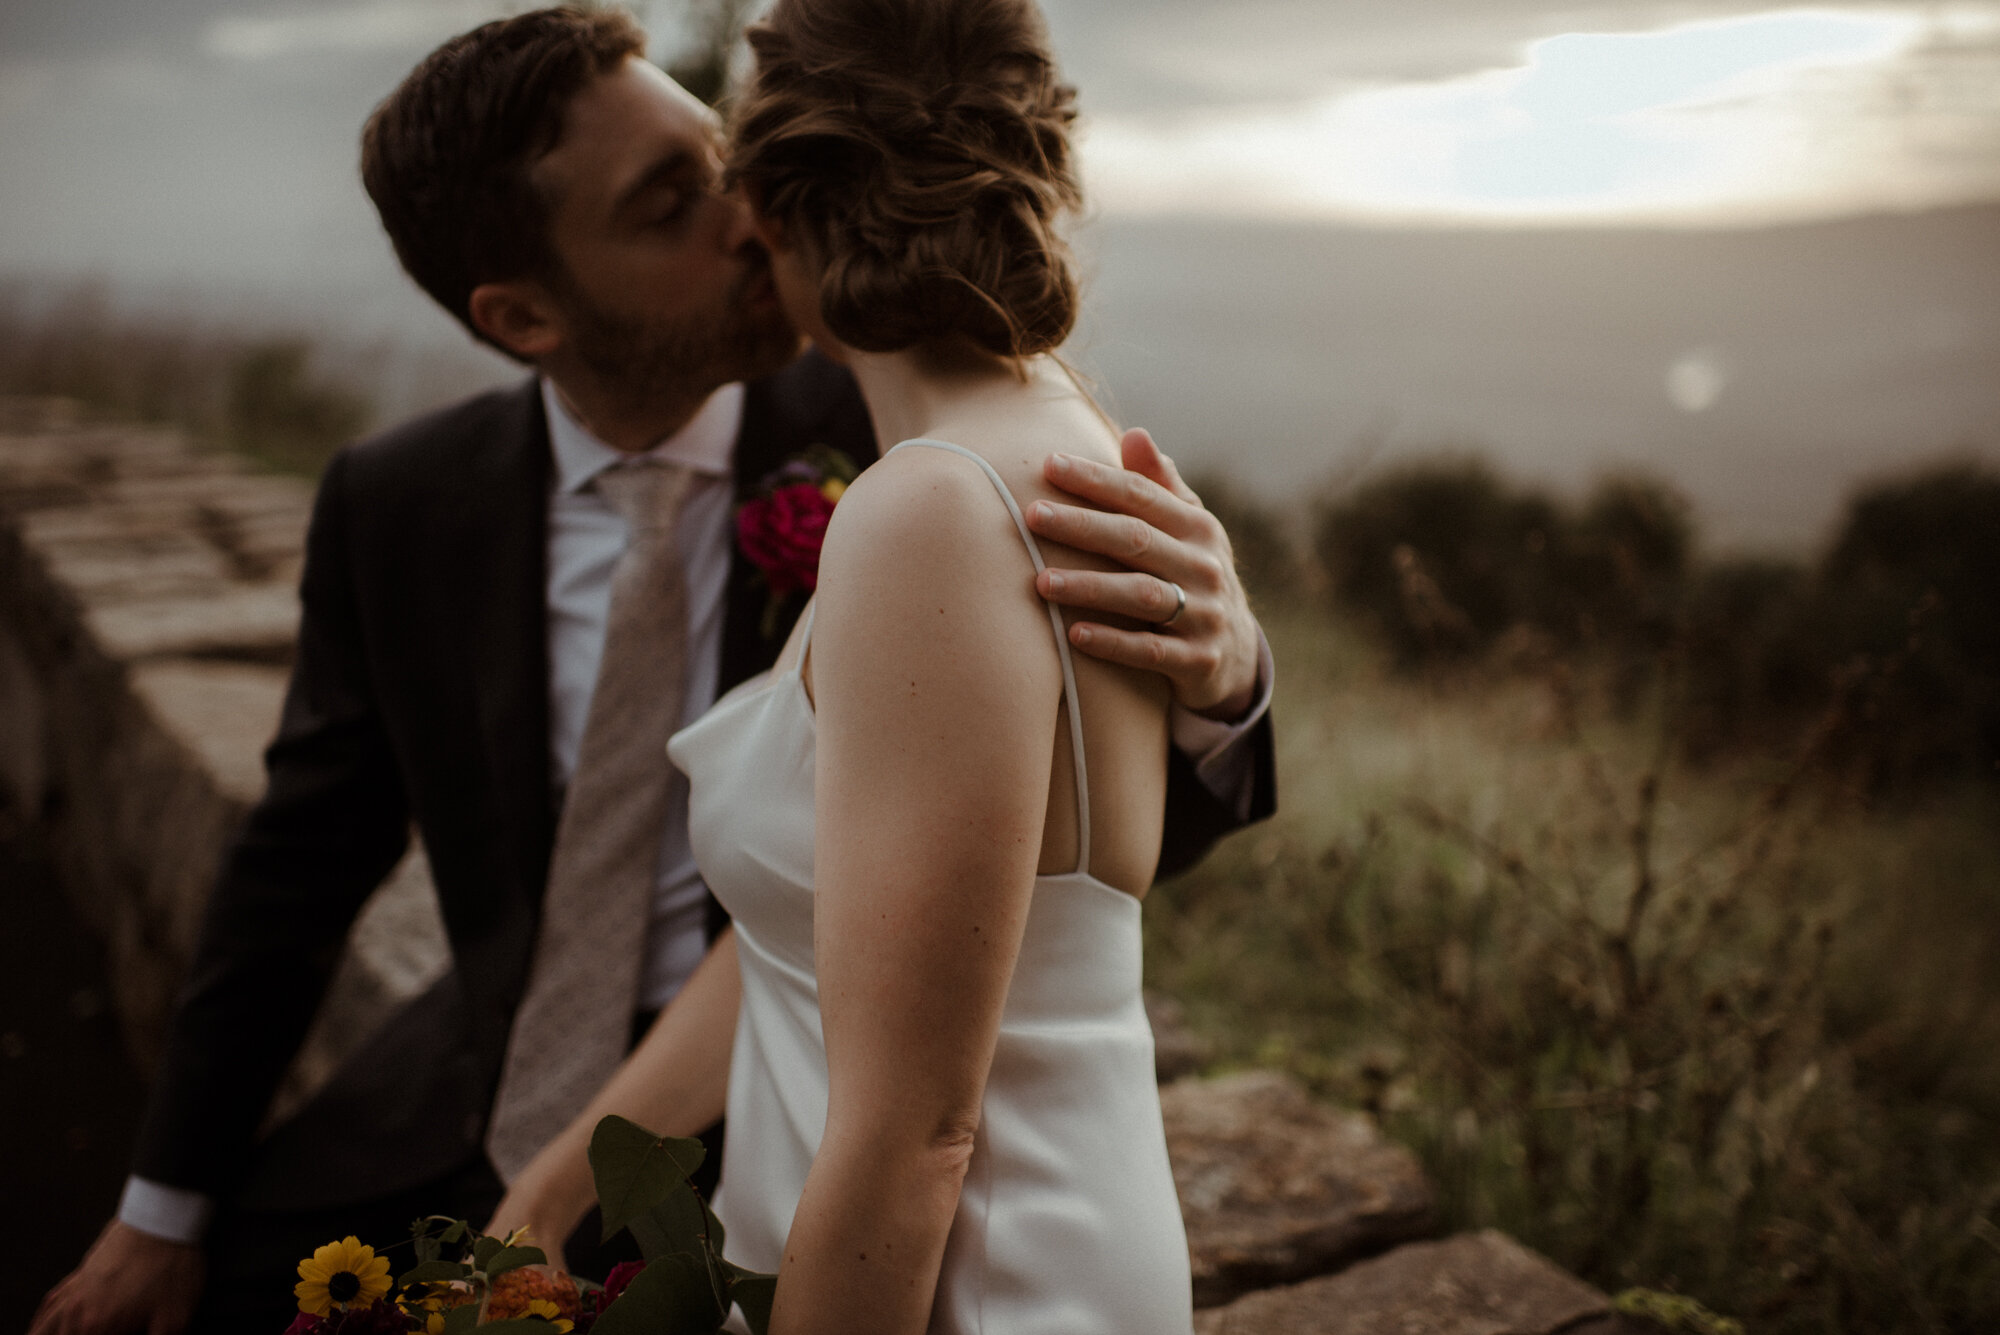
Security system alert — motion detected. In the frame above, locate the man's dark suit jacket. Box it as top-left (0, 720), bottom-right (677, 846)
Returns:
top-left (131, 351), bottom-right (1276, 1216)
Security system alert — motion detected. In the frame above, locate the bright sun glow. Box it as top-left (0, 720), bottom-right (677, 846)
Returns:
top-left (1084, 7), bottom-right (1974, 224)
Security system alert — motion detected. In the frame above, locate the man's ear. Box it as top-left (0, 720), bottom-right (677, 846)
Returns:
top-left (468, 280), bottom-right (564, 362)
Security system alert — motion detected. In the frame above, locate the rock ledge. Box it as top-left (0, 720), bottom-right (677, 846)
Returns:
top-left (1166, 1069), bottom-right (1437, 1307)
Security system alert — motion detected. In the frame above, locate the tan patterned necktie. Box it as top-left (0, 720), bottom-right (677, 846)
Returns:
top-left (487, 459), bottom-right (695, 1182)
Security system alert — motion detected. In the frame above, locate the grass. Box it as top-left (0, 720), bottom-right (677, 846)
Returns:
top-left (0, 281), bottom-right (454, 479)
top-left (1148, 605), bottom-right (2000, 1332)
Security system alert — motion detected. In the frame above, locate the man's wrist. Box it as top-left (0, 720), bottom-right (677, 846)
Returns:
top-left (1174, 630), bottom-right (1273, 746)
top-left (1192, 616), bottom-right (1270, 723)
top-left (1195, 680), bottom-right (1258, 725)
top-left (117, 1176), bottom-right (213, 1247)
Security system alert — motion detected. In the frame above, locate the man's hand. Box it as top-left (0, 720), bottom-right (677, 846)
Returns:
top-left (482, 1198), bottom-right (572, 1277)
top-left (1027, 429), bottom-right (1261, 720)
top-left (30, 1220), bottom-right (204, 1335)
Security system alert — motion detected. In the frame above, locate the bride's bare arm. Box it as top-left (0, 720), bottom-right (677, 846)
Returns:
top-left (769, 452), bottom-right (1063, 1335)
top-left (486, 927), bottom-right (741, 1262)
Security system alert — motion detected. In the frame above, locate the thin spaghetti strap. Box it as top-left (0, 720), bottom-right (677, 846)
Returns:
top-left (795, 600), bottom-right (817, 668)
top-left (887, 438), bottom-right (1092, 878)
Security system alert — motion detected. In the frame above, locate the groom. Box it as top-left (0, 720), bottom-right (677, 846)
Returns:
top-left (33, 9), bottom-right (1274, 1334)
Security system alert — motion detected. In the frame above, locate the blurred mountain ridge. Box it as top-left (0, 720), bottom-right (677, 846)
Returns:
top-left (5, 200), bottom-right (1995, 550)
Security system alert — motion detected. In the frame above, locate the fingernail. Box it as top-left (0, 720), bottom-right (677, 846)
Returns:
top-left (1045, 570), bottom-right (1065, 594)
top-left (1073, 624), bottom-right (1092, 645)
top-left (1028, 501), bottom-right (1048, 525)
top-left (1049, 454), bottom-right (1073, 475)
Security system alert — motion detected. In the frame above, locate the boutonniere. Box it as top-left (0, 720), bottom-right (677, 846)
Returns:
top-left (736, 443), bottom-right (859, 639)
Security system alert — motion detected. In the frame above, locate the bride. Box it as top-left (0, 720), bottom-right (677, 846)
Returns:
top-left (494, 0), bottom-right (1194, 1329)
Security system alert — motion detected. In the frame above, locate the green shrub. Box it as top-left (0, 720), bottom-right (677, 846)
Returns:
top-left (227, 340), bottom-right (373, 476)
top-left (1311, 455), bottom-right (2000, 792)
top-left (1310, 460), bottom-right (1691, 668)
top-left (1186, 470), bottom-right (1300, 603)
top-left (1676, 559), bottom-right (1834, 759)
top-left (0, 284), bottom-right (238, 439)
top-left (1815, 463), bottom-right (2000, 787)
top-left (1149, 611), bottom-right (2000, 1333)
top-left (0, 291), bottom-right (374, 478)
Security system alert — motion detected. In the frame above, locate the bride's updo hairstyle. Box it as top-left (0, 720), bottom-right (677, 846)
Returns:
top-left (727, 0), bottom-right (1081, 359)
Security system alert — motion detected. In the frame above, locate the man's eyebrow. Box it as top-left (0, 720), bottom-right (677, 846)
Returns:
top-left (612, 149), bottom-right (701, 215)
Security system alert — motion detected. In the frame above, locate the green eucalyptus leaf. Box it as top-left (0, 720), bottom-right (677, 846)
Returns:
top-left (591, 1252), bottom-right (727, 1335)
top-left (628, 1179), bottom-right (709, 1262)
top-left (627, 1212), bottom-right (672, 1265)
top-left (589, 1116), bottom-right (708, 1242)
top-left (654, 1184), bottom-right (709, 1247)
top-left (482, 1244), bottom-right (548, 1278)
top-left (440, 1220), bottom-right (469, 1246)
top-left (438, 1304), bottom-right (482, 1335)
top-left (729, 1273), bottom-right (777, 1335)
top-left (409, 1215), bottom-right (462, 1265)
top-left (471, 1234), bottom-right (502, 1272)
top-left (396, 1259), bottom-right (470, 1287)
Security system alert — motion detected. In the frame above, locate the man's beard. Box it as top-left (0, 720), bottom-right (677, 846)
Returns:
top-left (559, 264), bottom-right (800, 412)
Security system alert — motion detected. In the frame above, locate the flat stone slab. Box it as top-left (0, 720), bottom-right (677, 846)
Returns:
top-left (0, 427), bottom-right (228, 501)
top-left (85, 582), bottom-right (300, 660)
top-left (39, 539), bottom-right (235, 604)
top-left (129, 660), bottom-right (289, 804)
top-left (1166, 1070), bottom-right (1437, 1307)
top-left (1193, 1230), bottom-right (1611, 1335)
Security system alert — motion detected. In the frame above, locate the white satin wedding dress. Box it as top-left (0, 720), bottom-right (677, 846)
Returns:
top-left (668, 439), bottom-right (1194, 1334)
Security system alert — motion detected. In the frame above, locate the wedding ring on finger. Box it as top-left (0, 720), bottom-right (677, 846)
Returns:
top-left (1156, 579), bottom-right (1187, 627)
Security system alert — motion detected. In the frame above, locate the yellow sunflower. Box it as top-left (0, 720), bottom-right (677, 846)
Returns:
top-left (401, 1284), bottom-right (444, 1334)
top-left (294, 1236), bottom-right (392, 1316)
top-left (525, 1298), bottom-right (575, 1332)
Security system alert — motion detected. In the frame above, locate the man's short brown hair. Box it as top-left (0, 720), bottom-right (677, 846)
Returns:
top-left (360, 7), bottom-right (646, 355)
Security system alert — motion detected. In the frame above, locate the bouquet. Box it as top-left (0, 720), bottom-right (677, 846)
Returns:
top-left (281, 1117), bottom-right (774, 1335)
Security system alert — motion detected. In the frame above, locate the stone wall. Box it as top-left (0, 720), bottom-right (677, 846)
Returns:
top-left (0, 398), bottom-right (448, 1118)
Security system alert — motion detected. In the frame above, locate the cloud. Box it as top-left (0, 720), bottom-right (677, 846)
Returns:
top-left (204, 1), bottom-right (502, 62)
top-left (1079, 5), bottom-right (2000, 224)
top-left (1044, 0), bottom-right (1843, 113)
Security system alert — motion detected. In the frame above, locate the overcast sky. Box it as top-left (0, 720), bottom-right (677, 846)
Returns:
top-left (2, 2), bottom-right (1993, 545)
top-left (4, 0), bottom-right (2000, 303)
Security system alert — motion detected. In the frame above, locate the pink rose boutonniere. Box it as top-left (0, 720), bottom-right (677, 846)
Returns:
top-left (737, 443), bottom-right (858, 637)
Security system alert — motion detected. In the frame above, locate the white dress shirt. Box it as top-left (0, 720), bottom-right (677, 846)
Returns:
top-left (543, 378), bottom-right (744, 1012)
top-left (119, 377), bottom-right (1273, 1243)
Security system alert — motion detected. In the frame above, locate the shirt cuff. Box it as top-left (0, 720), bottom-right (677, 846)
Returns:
top-left (1168, 629), bottom-right (1274, 818)
top-left (117, 1176), bottom-right (213, 1245)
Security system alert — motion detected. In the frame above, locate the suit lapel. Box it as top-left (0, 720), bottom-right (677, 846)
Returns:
top-left (437, 380), bottom-right (558, 1068)
top-left (461, 380), bottom-right (556, 850)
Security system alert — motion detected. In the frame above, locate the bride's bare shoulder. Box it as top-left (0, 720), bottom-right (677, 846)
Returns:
top-left (810, 441), bottom-right (1063, 699)
top-left (818, 441), bottom-right (1031, 591)
top-left (822, 363), bottom-right (1120, 590)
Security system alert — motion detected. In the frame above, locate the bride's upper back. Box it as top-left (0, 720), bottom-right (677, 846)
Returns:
top-left (799, 371), bottom-right (1170, 898)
